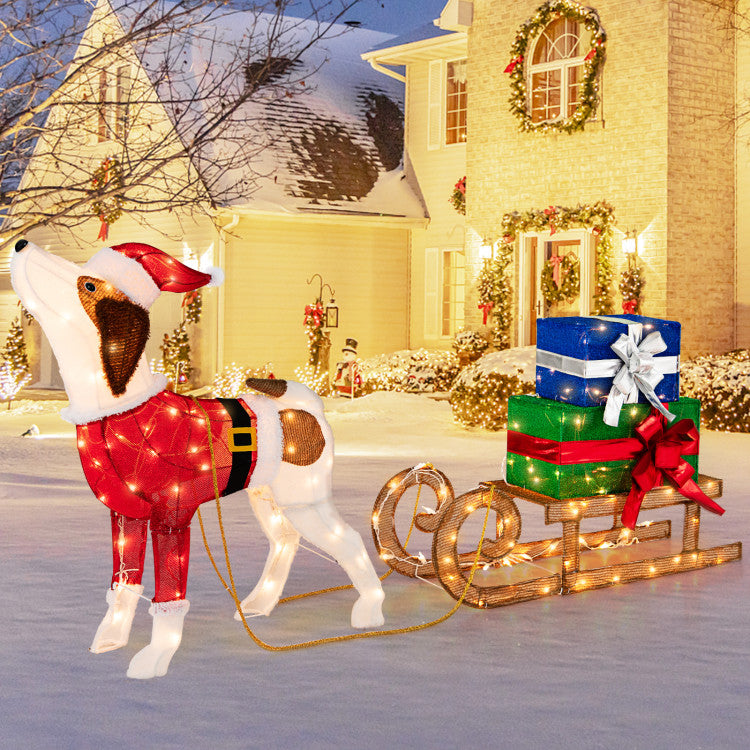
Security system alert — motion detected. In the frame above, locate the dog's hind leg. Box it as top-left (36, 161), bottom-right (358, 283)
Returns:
top-left (234, 488), bottom-right (300, 619)
top-left (90, 512), bottom-right (147, 654)
top-left (280, 498), bottom-right (385, 629)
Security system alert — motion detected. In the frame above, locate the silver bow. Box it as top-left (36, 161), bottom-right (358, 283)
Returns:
top-left (603, 329), bottom-right (676, 427)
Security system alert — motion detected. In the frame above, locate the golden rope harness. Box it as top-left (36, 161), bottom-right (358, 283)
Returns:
top-left (191, 397), bottom-right (492, 651)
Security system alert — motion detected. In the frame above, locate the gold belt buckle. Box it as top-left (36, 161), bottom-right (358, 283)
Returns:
top-left (228, 426), bottom-right (257, 452)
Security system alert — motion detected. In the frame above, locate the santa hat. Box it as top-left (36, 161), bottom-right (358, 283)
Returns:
top-left (83, 242), bottom-right (224, 308)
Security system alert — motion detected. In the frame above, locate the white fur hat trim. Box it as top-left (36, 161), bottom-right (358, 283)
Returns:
top-left (84, 247), bottom-right (160, 308)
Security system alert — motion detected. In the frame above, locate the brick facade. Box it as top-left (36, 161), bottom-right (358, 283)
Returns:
top-left (465, 0), bottom-right (734, 355)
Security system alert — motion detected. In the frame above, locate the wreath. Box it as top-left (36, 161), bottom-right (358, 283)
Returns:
top-left (541, 254), bottom-right (580, 303)
top-left (90, 156), bottom-right (124, 237)
top-left (450, 176), bottom-right (466, 215)
top-left (505, 0), bottom-right (606, 134)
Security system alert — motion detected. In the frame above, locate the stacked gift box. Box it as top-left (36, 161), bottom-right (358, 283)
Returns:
top-left (506, 314), bottom-right (701, 501)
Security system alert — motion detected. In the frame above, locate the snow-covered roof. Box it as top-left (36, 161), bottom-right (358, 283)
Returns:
top-left (118, 2), bottom-right (425, 219)
top-left (365, 22), bottom-right (455, 54)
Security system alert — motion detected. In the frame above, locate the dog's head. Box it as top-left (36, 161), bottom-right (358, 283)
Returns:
top-left (11, 239), bottom-right (150, 397)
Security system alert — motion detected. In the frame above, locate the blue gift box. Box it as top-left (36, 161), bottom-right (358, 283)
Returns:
top-left (535, 315), bottom-right (681, 408)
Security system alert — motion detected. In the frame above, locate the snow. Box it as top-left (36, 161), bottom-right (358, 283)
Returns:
top-left (1, 392), bottom-right (749, 748)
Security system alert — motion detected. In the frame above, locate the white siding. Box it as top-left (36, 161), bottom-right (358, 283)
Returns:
top-left (223, 216), bottom-right (409, 378)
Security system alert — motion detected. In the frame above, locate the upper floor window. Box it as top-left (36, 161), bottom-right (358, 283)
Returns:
top-left (529, 17), bottom-right (583, 124)
top-left (96, 64), bottom-right (131, 142)
top-left (505, 2), bottom-right (606, 134)
top-left (428, 58), bottom-right (467, 149)
top-left (445, 59), bottom-right (467, 144)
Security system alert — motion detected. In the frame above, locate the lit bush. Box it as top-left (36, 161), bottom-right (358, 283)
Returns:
top-left (449, 348), bottom-right (536, 430)
top-left (680, 349), bottom-right (750, 432)
top-left (359, 349), bottom-right (459, 394)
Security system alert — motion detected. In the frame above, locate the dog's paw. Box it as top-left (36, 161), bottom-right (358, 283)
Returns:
top-left (351, 590), bottom-right (385, 629)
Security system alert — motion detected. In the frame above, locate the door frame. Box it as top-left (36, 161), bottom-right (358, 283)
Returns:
top-left (517, 228), bottom-right (594, 346)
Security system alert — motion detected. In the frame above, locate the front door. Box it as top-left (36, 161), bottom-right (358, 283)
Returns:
top-left (520, 230), bottom-right (592, 346)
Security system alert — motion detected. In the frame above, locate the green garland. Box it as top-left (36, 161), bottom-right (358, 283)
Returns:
top-left (477, 246), bottom-right (513, 349)
top-left (506, 0), bottom-right (606, 134)
top-left (90, 156), bottom-right (124, 224)
top-left (497, 200), bottom-right (615, 316)
top-left (540, 253), bottom-right (580, 303)
top-left (619, 265), bottom-right (645, 313)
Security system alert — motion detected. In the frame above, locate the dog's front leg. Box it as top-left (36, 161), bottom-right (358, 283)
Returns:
top-left (90, 512), bottom-right (148, 654)
top-left (127, 520), bottom-right (190, 679)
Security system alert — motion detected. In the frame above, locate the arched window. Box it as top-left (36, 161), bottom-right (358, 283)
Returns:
top-left (528, 17), bottom-right (586, 124)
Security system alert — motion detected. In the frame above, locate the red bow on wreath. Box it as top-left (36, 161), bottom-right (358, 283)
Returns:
top-left (549, 255), bottom-right (564, 287)
top-left (504, 55), bottom-right (523, 74)
top-left (621, 412), bottom-right (725, 529)
top-left (478, 301), bottom-right (494, 325)
top-left (182, 290), bottom-right (199, 307)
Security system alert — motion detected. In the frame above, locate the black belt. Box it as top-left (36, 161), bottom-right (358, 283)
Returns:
top-left (217, 398), bottom-right (257, 495)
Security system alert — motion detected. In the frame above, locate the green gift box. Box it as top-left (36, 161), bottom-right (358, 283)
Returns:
top-left (506, 395), bottom-right (700, 499)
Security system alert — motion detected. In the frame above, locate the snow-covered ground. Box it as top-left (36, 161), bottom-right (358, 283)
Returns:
top-left (1, 392), bottom-right (748, 749)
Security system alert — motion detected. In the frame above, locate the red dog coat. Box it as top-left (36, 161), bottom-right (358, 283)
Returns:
top-left (76, 390), bottom-right (258, 601)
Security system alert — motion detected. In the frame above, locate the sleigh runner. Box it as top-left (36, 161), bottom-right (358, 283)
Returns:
top-left (372, 466), bottom-right (741, 608)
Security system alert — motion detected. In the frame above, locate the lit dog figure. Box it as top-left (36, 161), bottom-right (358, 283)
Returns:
top-left (10, 239), bottom-right (384, 679)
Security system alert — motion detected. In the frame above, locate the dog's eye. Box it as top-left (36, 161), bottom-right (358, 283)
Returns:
top-left (84, 282), bottom-right (96, 292)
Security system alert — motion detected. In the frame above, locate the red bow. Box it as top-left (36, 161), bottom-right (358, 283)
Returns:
top-left (544, 206), bottom-right (557, 235)
top-left (584, 48), bottom-right (596, 61)
top-left (304, 303), bottom-right (323, 327)
top-left (549, 255), bottom-right (563, 286)
top-left (504, 55), bottom-right (523, 73)
top-left (622, 413), bottom-right (725, 529)
top-left (622, 298), bottom-right (637, 314)
top-left (97, 219), bottom-right (109, 242)
top-left (478, 301), bottom-right (494, 325)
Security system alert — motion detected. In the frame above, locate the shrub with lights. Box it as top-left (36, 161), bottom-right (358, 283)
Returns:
top-left (359, 349), bottom-right (460, 394)
top-left (449, 348), bottom-right (536, 430)
top-left (476, 246), bottom-right (513, 349)
top-left (681, 349), bottom-right (750, 432)
top-left (212, 362), bottom-right (275, 398)
top-left (0, 317), bottom-right (32, 407)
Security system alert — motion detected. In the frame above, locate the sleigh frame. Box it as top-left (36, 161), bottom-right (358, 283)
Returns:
top-left (372, 470), bottom-right (742, 608)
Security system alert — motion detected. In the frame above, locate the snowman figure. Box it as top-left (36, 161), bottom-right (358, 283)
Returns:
top-left (334, 338), bottom-right (361, 398)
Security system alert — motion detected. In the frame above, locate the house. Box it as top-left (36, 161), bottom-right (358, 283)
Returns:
top-left (364, 0), bottom-right (750, 356)
top-left (0, 0), bottom-right (426, 386)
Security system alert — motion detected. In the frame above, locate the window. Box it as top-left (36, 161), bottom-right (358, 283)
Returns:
top-left (97, 69), bottom-right (108, 142)
top-left (115, 65), bottom-right (131, 139)
top-left (425, 248), bottom-right (465, 338)
top-left (427, 58), bottom-right (467, 149)
top-left (441, 249), bottom-right (465, 336)
top-left (445, 59), bottom-right (467, 145)
top-left (529, 17), bottom-right (584, 124)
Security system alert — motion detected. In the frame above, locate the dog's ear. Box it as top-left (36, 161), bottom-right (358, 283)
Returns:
top-left (78, 275), bottom-right (150, 396)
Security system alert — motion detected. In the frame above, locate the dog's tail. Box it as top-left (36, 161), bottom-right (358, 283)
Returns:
top-left (245, 378), bottom-right (325, 415)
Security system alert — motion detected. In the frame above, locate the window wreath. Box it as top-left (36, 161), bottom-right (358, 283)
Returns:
top-left (541, 253), bottom-right (580, 303)
top-left (450, 176), bottom-right (466, 215)
top-left (505, 0), bottom-right (606, 134)
top-left (90, 156), bottom-right (124, 241)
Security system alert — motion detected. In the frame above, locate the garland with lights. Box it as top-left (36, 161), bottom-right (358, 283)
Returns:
top-left (303, 301), bottom-right (326, 367)
top-left (476, 246), bottom-right (514, 349)
top-left (90, 156), bottom-right (124, 240)
top-left (540, 253), bottom-right (580, 303)
top-left (183, 289), bottom-right (202, 324)
top-left (506, 0), bottom-right (606, 134)
top-left (450, 176), bottom-right (466, 215)
top-left (619, 266), bottom-right (644, 314)
top-left (497, 201), bottom-right (615, 315)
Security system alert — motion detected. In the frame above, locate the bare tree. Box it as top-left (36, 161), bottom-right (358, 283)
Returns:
top-left (0, 0), bottom-right (363, 242)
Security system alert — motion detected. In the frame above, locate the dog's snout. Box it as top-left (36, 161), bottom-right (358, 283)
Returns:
top-left (14, 239), bottom-right (29, 253)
